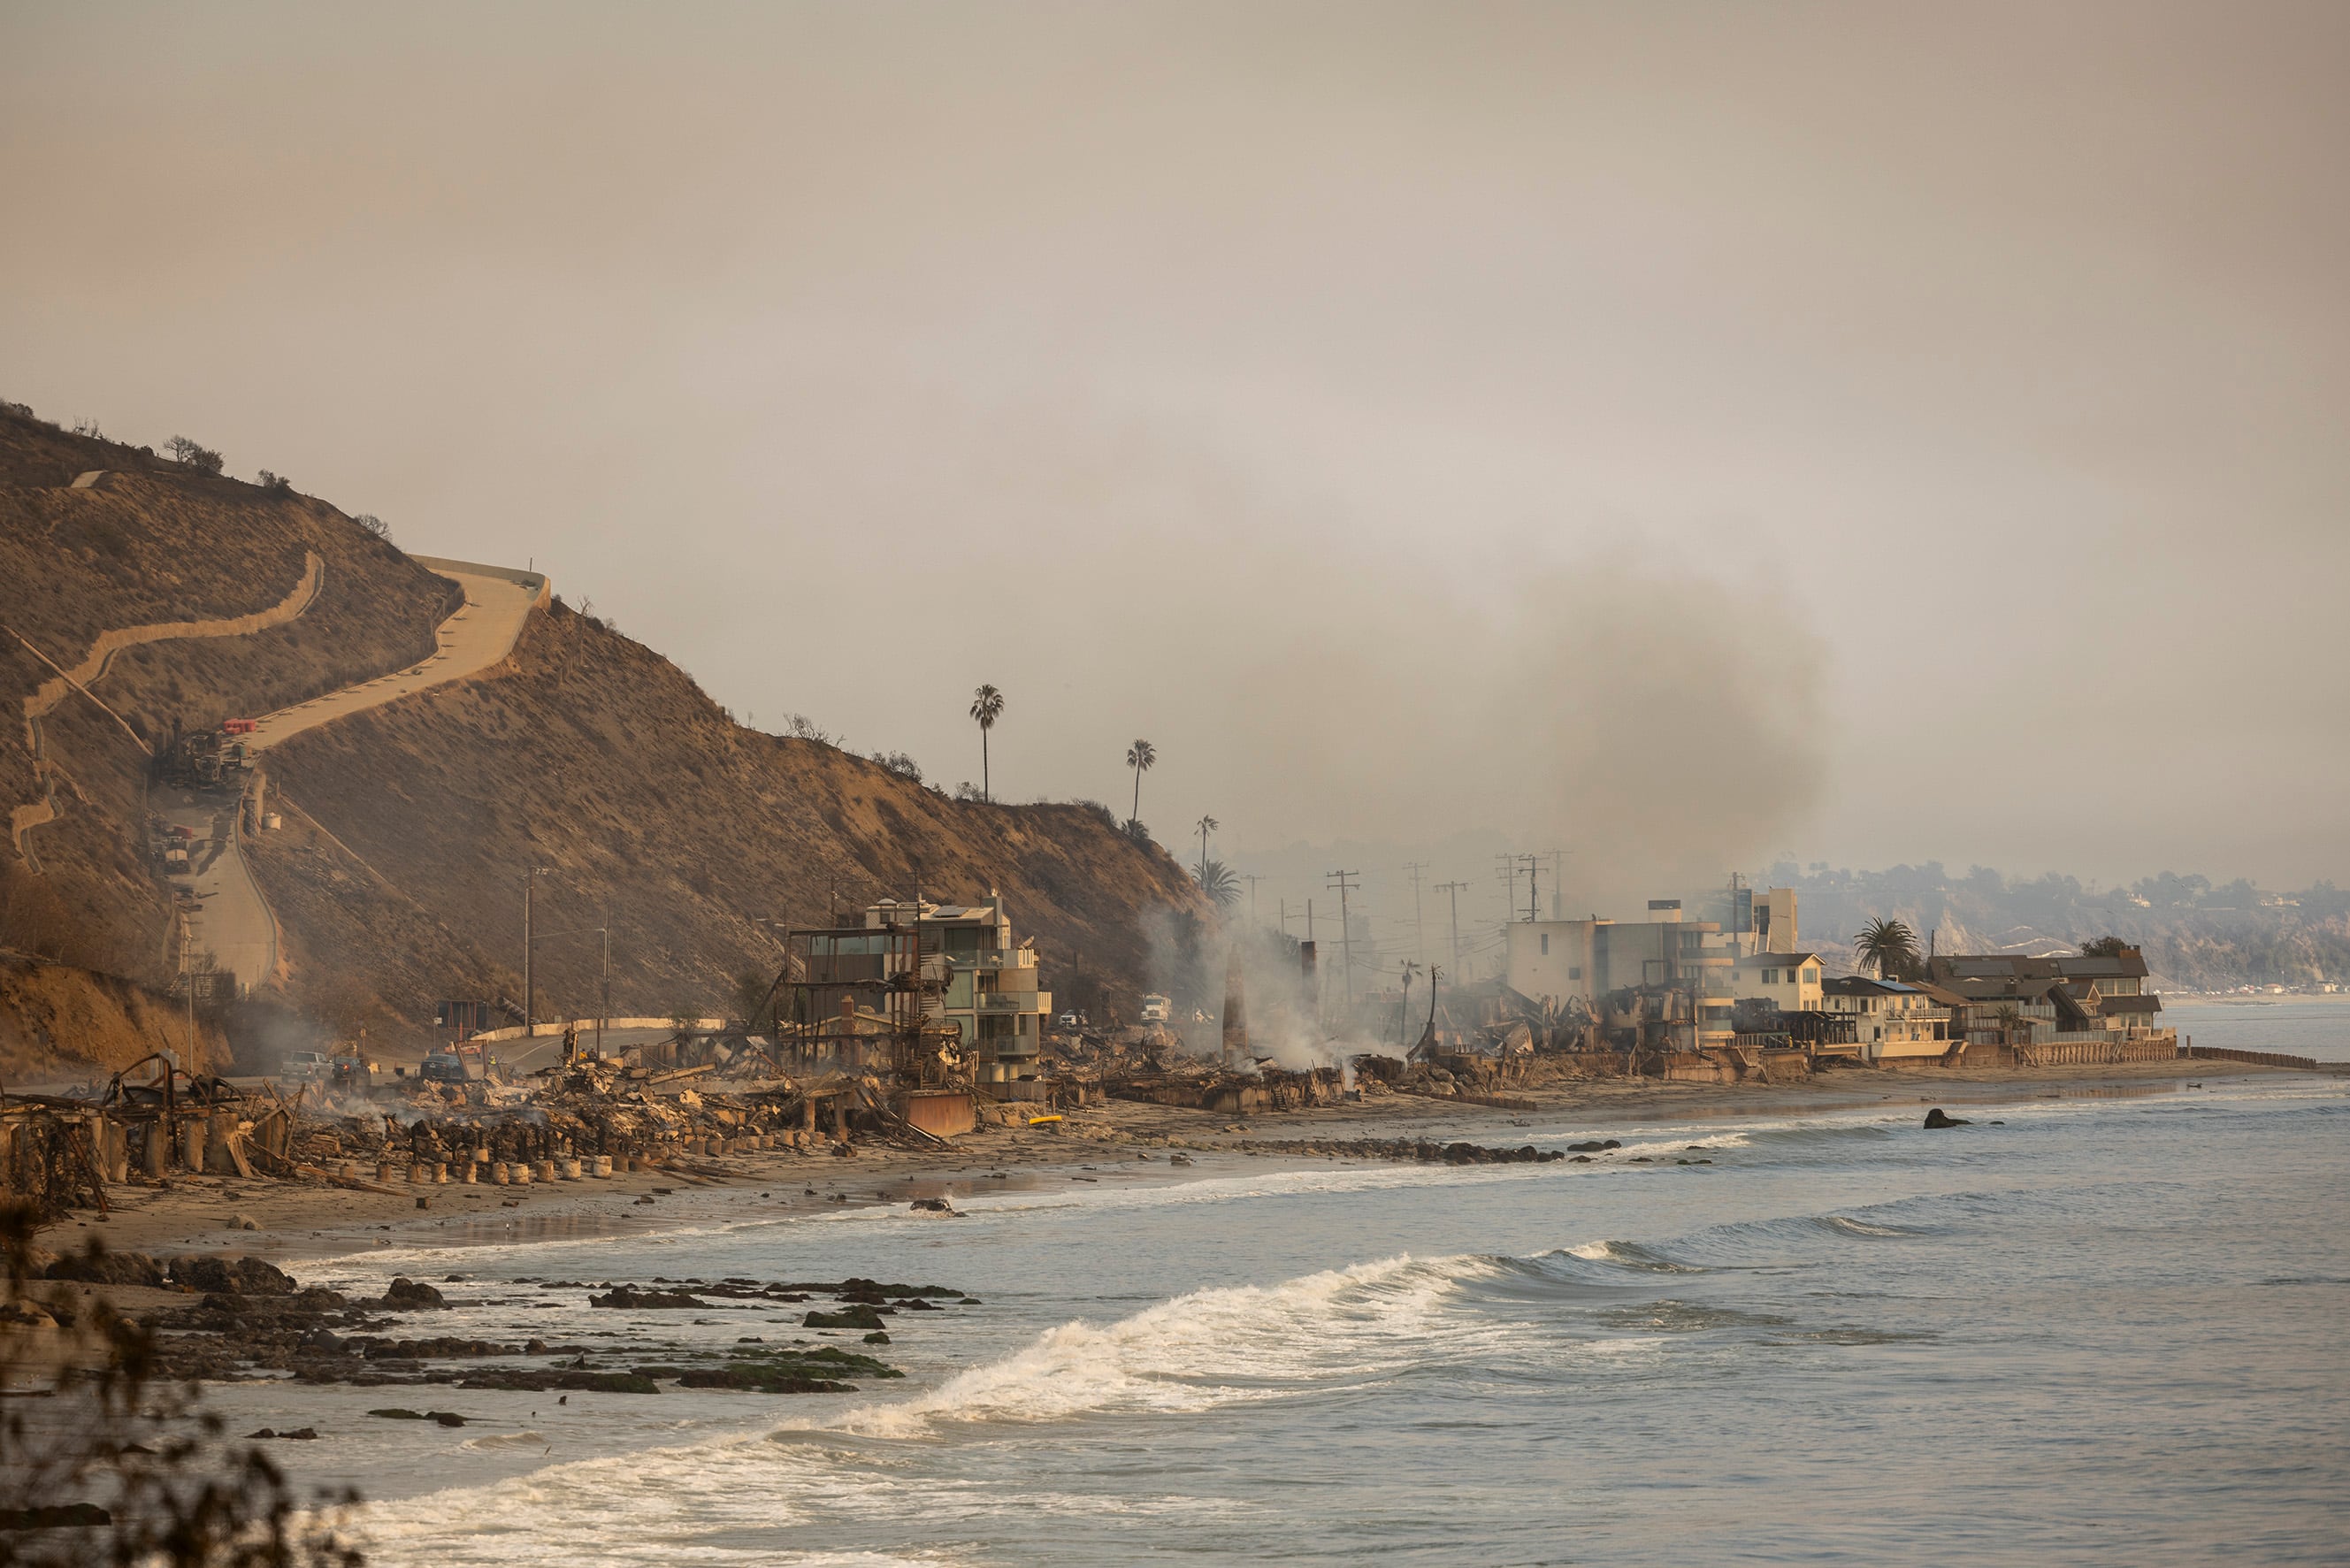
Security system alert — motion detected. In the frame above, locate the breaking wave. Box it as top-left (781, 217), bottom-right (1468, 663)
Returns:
top-left (828, 1253), bottom-right (1491, 1439)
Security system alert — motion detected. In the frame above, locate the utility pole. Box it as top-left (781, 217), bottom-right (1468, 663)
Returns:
top-left (1496, 853), bottom-right (1519, 929)
top-left (599, 921), bottom-right (610, 1062)
top-left (1435, 881), bottom-right (1467, 983)
top-left (1522, 853), bottom-right (1541, 924)
top-left (1242, 874), bottom-right (1262, 929)
top-left (523, 865), bottom-right (555, 1036)
top-left (178, 901), bottom-right (195, 1059)
top-left (1327, 870), bottom-right (1360, 1009)
top-left (524, 868), bottom-right (537, 1036)
top-left (1404, 861), bottom-right (1428, 963)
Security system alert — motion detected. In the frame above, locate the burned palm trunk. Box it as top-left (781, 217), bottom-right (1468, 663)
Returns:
top-left (1220, 949), bottom-right (1247, 1067)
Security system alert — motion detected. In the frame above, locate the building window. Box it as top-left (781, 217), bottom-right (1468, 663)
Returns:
top-left (1764, 968), bottom-right (1778, 983)
top-left (1567, 967), bottom-right (1582, 980)
top-left (1540, 934), bottom-right (1550, 955)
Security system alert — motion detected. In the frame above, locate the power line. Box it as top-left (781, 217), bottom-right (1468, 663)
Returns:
top-left (1327, 869), bottom-right (1361, 1009)
top-left (1435, 880), bottom-right (1468, 982)
top-left (1403, 861), bottom-right (1428, 964)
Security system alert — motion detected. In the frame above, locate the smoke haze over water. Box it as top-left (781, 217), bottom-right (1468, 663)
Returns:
top-left (4, 2), bottom-right (2345, 889)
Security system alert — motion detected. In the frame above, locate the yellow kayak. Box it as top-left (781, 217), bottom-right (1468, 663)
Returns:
top-left (1027, 1114), bottom-right (1063, 1126)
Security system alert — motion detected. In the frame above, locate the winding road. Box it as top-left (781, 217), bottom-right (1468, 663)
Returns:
top-left (165, 556), bottom-right (547, 991)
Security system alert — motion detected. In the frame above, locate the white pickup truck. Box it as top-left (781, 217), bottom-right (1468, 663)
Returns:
top-left (1138, 993), bottom-right (1172, 1024)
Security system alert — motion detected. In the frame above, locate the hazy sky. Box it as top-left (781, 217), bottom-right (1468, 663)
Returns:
top-left (6, 2), bottom-right (2346, 918)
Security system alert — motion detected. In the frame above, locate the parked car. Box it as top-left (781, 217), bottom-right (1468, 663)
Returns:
top-left (1056, 1011), bottom-right (1081, 1029)
top-left (279, 1050), bottom-right (332, 1082)
top-left (417, 1052), bottom-right (471, 1084)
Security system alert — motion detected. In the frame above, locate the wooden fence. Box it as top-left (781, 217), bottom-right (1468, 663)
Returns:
top-left (2012, 1038), bottom-right (2180, 1067)
top-left (2185, 1045), bottom-right (2323, 1071)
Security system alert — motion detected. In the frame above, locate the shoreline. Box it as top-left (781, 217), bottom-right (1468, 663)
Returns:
top-left (43, 1056), bottom-right (2316, 1267)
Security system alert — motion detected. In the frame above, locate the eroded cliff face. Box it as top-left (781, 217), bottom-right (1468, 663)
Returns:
top-left (0, 956), bottom-right (224, 1083)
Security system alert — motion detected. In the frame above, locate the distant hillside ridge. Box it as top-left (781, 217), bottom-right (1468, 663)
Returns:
top-left (0, 397), bottom-right (1206, 1052)
top-left (1764, 861), bottom-right (2350, 991)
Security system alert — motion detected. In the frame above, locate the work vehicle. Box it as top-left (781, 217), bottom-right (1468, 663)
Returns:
top-left (279, 1049), bottom-right (331, 1082)
top-left (417, 1052), bottom-right (471, 1084)
top-left (1138, 993), bottom-right (1172, 1024)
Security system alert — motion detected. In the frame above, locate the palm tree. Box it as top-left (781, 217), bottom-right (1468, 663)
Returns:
top-left (968, 685), bottom-right (1004, 802)
top-left (1125, 738), bottom-right (1156, 826)
top-left (1196, 814), bottom-right (1219, 870)
top-left (1193, 857), bottom-right (1240, 912)
top-left (1852, 915), bottom-right (1921, 979)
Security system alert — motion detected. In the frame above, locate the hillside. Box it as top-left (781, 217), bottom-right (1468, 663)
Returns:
top-left (1, 397), bottom-right (1206, 1064)
top-left (0, 403), bottom-right (457, 990)
top-left (255, 595), bottom-right (1206, 1042)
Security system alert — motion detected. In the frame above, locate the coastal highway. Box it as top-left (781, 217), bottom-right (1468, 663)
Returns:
top-left (170, 558), bottom-right (547, 991)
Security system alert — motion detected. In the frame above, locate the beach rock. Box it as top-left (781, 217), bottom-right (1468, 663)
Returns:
top-left (171, 1255), bottom-right (297, 1296)
top-left (1566, 1140), bottom-right (1623, 1153)
top-left (909, 1197), bottom-right (956, 1213)
top-left (226, 1214), bottom-right (261, 1231)
top-left (590, 1286), bottom-right (704, 1309)
top-left (862, 1331), bottom-right (891, 1344)
top-left (44, 1250), bottom-right (165, 1288)
top-left (245, 1427), bottom-right (318, 1441)
top-left (672, 1365), bottom-right (856, 1394)
top-left (454, 1368), bottom-right (660, 1394)
top-left (364, 1408), bottom-right (465, 1426)
top-left (0, 1301), bottom-right (58, 1329)
top-left (379, 1277), bottom-right (448, 1310)
top-left (803, 1305), bottom-right (885, 1330)
top-left (1922, 1108), bottom-right (1972, 1128)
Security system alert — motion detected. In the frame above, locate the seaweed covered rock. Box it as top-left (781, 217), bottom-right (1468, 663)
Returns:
top-left (803, 1304), bottom-right (885, 1330)
top-left (589, 1286), bottom-right (705, 1309)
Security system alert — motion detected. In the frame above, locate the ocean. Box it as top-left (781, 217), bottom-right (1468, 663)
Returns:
top-left (2168, 998), bottom-right (2350, 1062)
top-left (226, 1070), bottom-right (2349, 1566)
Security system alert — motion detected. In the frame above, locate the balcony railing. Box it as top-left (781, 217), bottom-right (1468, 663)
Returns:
top-left (976, 993), bottom-right (1039, 1013)
top-left (944, 949), bottom-right (1035, 970)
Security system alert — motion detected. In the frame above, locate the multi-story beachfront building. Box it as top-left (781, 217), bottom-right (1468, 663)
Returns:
top-left (865, 891), bottom-right (1053, 1086)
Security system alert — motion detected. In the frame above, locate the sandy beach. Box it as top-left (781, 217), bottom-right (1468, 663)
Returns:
top-left (47, 1054), bottom-right (2276, 1268)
